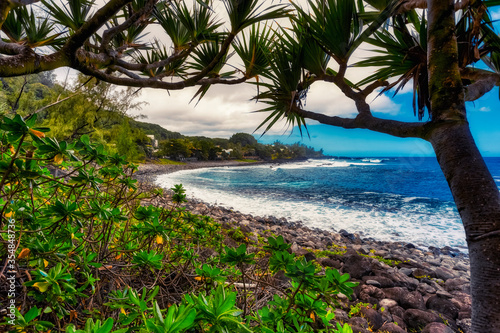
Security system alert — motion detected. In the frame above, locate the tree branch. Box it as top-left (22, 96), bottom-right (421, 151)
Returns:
top-left (396, 0), bottom-right (470, 14)
top-left (100, 0), bottom-right (157, 55)
top-left (292, 105), bottom-right (429, 139)
top-left (64, 0), bottom-right (133, 54)
top-left (461, 67), bottom-right (500, 101)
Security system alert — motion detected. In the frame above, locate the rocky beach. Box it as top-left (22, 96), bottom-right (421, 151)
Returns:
top-left (135, 162), bottom-right (472, 333)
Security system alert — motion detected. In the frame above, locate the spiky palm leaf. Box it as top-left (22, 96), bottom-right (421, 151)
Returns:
top-left (107, 14), bottom-right (149, 52)
top-left (288, 14), bottom-right (330, 76)
top-left (130, 40), bottom-right (186, 78)
top-left (188, 37), bottom-right (234, 103)
top-left (294, 0), bottom-right (362, 63)
top-left (2, 6), bottom-right (61, 47)
top-left (355, 14), bottom-right (429, 120)
top-left (42, 0), bottom-right (96, 32)
top-left (232, 24), bottom-right (274, 79)
top-left (253, 36), bottom-right (309, 137)
top-left (159, 0), bottom-right (222, 46)
top-left (154, 3), bottom-right (191, 51)
top-left (223, 0), bottom-right (291, 34)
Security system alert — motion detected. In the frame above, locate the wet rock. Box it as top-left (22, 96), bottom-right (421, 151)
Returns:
top-left (403, 309), bottom-right (441, 330)
top-left (365, 279), bottom-right (381, 288)
top-left (421, 322), bottom-right (455, 333)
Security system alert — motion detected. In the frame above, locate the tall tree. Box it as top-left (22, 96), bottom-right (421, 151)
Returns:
top-left (1, 0), bottom-right (500, 330)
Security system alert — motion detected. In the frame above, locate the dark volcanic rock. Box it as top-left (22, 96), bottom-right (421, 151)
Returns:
top-left (403, 309), bottom-right (441, 330)
top-left (383, 287), bottom-right (407, 303)
top-left (400, 291), bottom-right (426, 310)
top-left (343, 254), bottom-right (373, 279)
top-left (362, 275), bottom-right (395, 288)
top-left (358, 285), bottom-right (385, 304)
top-left (421, 322), bottom-right (455, 333)
top-left (359, 307), bottom-right (384, 331)
top-left (426, 295), bottom-right (459, 320)
top-left (378, 322), bottom-right (407, 333)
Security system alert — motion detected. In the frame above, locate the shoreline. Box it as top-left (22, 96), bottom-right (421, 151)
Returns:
top-left (136, 160), bottom-right (473, 332)
top-left (136, 160), bottom-right (468, 258)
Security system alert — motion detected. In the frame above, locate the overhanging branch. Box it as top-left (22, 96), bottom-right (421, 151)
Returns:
top-left (293, 106), bottom-right (429, 139)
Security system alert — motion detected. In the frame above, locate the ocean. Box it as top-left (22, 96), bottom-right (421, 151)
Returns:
top-left (155, 157), bottom-right (500, 251)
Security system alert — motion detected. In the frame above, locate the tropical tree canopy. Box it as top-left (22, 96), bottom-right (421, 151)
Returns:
top-left (3, 0), bottom-right (500, 331)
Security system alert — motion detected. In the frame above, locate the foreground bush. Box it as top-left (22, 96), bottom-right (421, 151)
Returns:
top-left (0, 116), bottom-right (356, 332)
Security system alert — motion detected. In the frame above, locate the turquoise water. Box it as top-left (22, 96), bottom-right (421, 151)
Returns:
top-left (156, 157), bottom-right (500, 250)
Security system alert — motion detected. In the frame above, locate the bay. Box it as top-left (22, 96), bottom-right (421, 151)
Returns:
top-left (155, 157), bottom-right (500, 251)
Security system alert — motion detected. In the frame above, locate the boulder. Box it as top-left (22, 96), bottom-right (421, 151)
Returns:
top-left (403, 309), bottom-right (441, 330)
top-left (362, 275), bottom-right (395, 288)
top-left (358, 285), bottom-right (385, 304)
top-left (426, 295), bottom-right (459, 320)
top-left (400, 290), bottom-right (425, 310)
top-left (421, 322), bottom-right (455, 333)
top-left (359, 307), bottom-right (384, 331)
top-left (378, 322), bottom-right (407, 333)
top-left (444, 278), bottom-right (470, 293)
top-left (343, 254), bottom-right (373, 279)
top-left (383, 287), bottom-right (407, 303)
top-left (379, 298), bottom-right (398, 309)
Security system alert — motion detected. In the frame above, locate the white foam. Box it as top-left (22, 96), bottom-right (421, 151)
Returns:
top-left (155, 170), bottom-right (466, 250)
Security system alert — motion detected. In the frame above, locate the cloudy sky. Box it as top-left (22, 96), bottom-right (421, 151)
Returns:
top-left (58, 1), bottom-right (500, 157)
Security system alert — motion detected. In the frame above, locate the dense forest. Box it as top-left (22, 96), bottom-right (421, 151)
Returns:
top-left (0, 73), bottom-right (324, 162)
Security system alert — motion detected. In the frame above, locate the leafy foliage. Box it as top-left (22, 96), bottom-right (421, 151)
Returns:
top-left (0, 117), bottom-right (357, 331)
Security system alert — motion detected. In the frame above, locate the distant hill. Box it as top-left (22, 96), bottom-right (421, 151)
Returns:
top-left (129, 119), bottom-right (184, 141)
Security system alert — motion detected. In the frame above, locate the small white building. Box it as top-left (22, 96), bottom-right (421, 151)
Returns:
top-left (146, 135), bottom-right (159, 149)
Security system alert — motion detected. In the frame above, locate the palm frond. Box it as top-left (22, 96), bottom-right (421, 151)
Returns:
top-left (292, 0), bottom-right (362, 63)
top-left (188, 37), bottom-right (234, 103)
top-left (42, 0), bottom-right (96, 32)
top-left (354, 14), bottom-right (429, 119)
top-left (2, 6), bottom-right (62, 47)
top-left (223, 0), bottom-right (291, 34)
top-left (160, 0), bottom-right (222, 45)
top-left (232, 24), bottom-right (273, 79)
top-left (252, 37), bottom-right (309, 137)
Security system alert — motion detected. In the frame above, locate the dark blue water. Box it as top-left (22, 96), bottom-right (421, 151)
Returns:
top-left (156, 157), bottom-right (500, 250)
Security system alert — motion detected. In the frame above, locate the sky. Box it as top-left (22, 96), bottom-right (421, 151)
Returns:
top-left (55, 1), bottom-right (500, 157)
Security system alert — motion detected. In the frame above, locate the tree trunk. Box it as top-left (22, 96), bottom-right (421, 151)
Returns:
top-left (426, 1), bottom-right (500, 330)
top-left (429, 122), bottom-right (500, 332)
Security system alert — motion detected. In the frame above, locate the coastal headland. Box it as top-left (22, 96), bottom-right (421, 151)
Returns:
top-left (136, 161), bottom-right (472, 333)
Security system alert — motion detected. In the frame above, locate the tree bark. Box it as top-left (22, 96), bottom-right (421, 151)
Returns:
top-left (429, 123), bottom-right (500, 332)
top-left (427, 0), bottom-right (500, 331)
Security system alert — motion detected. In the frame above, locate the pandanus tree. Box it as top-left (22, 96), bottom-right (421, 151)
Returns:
top-left (255, 0), bottom-right (500, 331)
top-left (1, 0), bottom-right (500, 331)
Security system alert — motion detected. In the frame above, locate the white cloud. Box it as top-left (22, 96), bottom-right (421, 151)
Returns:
top-left (479, 106), bottom-right (491, 112)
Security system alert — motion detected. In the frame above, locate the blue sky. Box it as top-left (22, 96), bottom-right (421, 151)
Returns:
top-left (257, 88), bottom-right (500, 157)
